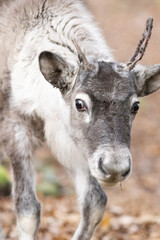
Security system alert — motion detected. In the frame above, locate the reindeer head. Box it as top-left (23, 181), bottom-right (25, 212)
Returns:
top-left (39, 18), bottom-right (160, 186)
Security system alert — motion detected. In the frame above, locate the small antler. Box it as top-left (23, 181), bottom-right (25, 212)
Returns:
top-left (73, 39), bottom-right (94, 71)
top-left (126, 18), bottom-right (153, 70)
top-left (73, 39), bottom-right (88, 68)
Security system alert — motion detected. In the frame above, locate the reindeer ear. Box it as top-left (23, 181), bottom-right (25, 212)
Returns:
top-left (133, 64), bottom-right (160, 97)
top-left (39, 51), bottom-right (75, 93)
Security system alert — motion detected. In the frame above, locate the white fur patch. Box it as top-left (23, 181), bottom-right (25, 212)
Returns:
top-left (17, 215), bottom-right (38, 240)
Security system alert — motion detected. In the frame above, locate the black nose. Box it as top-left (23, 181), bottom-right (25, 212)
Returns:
top-left (122, 166), bottom-right (131, 178)
top-left (98, 157), bottom-right (108, 175)
top-left (98, 157), bottom-right (131, 179)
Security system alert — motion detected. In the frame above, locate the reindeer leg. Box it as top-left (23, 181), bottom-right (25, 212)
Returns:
top-left (71, 169), bottom-right (107, 240)
top-left (2, 115), bottom-right (41, 240)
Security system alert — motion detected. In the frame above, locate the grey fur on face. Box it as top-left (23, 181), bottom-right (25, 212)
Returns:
top-left (73, 62), bottom-right (135, 146)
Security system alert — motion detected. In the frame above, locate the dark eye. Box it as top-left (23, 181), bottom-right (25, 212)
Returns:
top-left (131, 102), bottom-right (140, 113)
top-left (75, 99), bottom-right (87, 111)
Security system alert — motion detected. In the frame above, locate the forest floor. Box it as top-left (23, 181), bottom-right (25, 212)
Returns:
top-left (0, 0), bottom-right (160, 239)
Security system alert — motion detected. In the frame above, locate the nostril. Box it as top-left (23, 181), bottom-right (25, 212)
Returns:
top-left (98, 157), bottom-right (108, 175)
top-left (122, 167), bottom-right (131, 178)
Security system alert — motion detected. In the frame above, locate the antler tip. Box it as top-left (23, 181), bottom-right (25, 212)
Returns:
top-left (126, 17), bottom-right (154, 70)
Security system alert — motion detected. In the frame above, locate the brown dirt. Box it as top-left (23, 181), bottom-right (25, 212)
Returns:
top-left (1, 0), bottom-right (160, 239)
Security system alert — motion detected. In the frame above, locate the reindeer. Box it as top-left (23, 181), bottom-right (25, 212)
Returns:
top-left (0, 0), bottom-right (160, 239)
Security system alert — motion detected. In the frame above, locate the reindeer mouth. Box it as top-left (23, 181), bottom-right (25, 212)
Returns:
top-left (95, 168), bottom-right (129, 187)
top-left (95, 176), bottom-right (124, 187)
top-left (96, 177), bottom-right (119, 187)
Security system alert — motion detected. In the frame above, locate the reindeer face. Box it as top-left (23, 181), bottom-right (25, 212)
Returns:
top-left (39, 48), bottom-right (160, 186)
top-left (64, 62), bottom-right (138, 185)
top-left (39, 18), bottom-right (160, 185)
